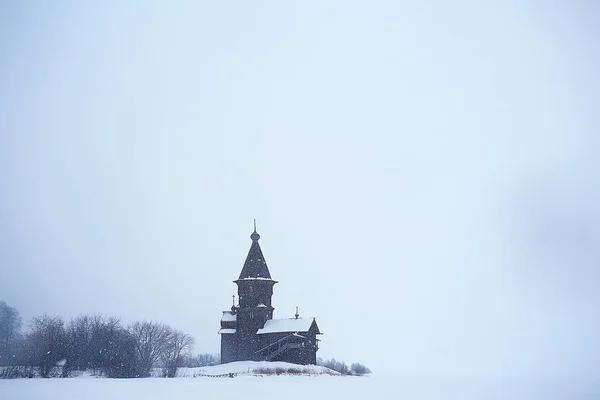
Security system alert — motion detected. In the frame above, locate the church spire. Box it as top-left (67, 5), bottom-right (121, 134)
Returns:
top-left (238, 221), bottom-right (272, 280)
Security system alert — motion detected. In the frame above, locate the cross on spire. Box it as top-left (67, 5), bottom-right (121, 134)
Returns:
top-left (250, 219), bottom-right (260, 242)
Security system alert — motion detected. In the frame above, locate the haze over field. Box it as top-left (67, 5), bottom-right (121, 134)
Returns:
top-left (1, 1), bottom-right (599, 379)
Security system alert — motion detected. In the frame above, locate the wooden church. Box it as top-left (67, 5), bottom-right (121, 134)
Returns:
top-left (219, 224), bottom-right (322, 365)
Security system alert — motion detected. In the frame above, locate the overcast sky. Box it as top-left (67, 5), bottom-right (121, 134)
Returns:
top-left (1, 1), bottom-right (599, 378)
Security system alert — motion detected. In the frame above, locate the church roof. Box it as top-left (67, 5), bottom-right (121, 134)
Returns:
top-left (257, 318), bottom-right (320, 334)
top-left (221, 311), bottom-right (236, 322)
top-left (237, 225), bottom-right (273, 280)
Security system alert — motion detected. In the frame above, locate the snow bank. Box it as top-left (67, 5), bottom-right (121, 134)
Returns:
top-left (174, 361), bottom-right (338, 377)
top-left (1, 362), bottom-right (336, 379)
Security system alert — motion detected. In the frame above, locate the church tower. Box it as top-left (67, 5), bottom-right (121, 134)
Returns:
top-left (233, 222), bottom-right (278, 359)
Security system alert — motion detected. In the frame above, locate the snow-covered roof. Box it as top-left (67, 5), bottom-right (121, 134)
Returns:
top-left (221, 311), bottom-right (236, 322)
top-left (257, 318), bottom-right (315, 334)
top-left (218, 328), bottom-right (236, 334)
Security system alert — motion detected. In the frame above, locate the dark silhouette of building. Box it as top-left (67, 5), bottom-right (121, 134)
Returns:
top-left (219, 223), bottom-right (321, 365)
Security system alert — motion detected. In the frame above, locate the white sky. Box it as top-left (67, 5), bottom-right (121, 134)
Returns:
top-left (1, 1), bottom-right (599, 378)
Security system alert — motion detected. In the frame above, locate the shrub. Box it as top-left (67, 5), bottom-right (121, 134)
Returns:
top-left (350, 362), bottom-right (371, 376)
top-left (318, 358), bottom-right (371, 375)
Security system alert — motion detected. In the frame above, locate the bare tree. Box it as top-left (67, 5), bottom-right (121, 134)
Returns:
top-left (0, 301), bottom-right (22, 366)
top-left (129, 321), bottom-right (172, 377)
top-left (160, 330), bottom-right (194, 377)
top-left (64, 315), bottom-right (140, 378)
top-left (26, 314), bottom-right (67, 377)
top-left (66, 315), bottom-right (92, 371)
top-left (88, 315), bottom-right (121, 371)
top-left (183, 352), bottom-right (219, 367)
top-left (101, 328), bottom-right (138, 378)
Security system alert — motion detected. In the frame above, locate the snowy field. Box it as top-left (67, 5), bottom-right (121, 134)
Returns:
top-left (2, 375), bottom-right (599, 400)
top-left (1, 362), bottom-right (598, 400)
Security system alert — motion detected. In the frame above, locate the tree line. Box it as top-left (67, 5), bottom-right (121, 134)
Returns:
top-left (0, 301), bottom-right (217, 378)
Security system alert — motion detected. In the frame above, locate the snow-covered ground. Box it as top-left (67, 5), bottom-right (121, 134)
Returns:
top-left (1, 362), bottom-right (598, 400)
top-left (2, 375), bottom-right (598, 400)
